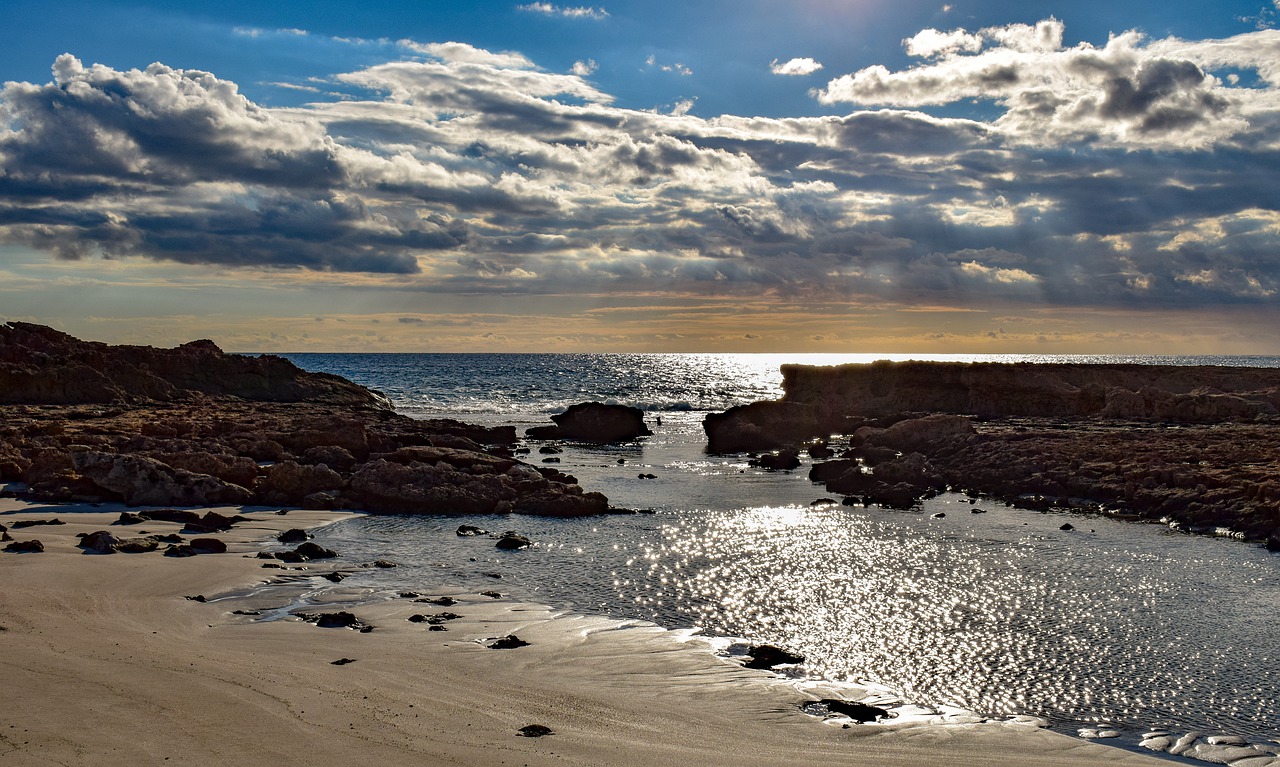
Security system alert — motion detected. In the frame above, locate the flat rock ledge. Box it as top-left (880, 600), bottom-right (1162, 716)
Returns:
top-left (0, 324), bottom-right (609, 518)
top-left (705, 361), bottom-right (1280, 541)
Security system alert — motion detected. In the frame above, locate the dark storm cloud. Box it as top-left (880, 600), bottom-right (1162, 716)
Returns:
top-left (1, 23), bottom-right (1279, 306)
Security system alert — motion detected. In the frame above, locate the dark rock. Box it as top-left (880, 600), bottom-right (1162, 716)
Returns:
top-left (428, 625), bottom-right (447, 631)
top-left (398, 592), bottom-right (421, 599)
top-left (526, 402), bottom-right (651, 443)
top-left (517, 725), bottom-right (554, 737)
top-left (4, 539), bottom-right (44, 553)
top-left (487, 634), bottom-right (530, 649)
top-left (293, 541), bottom-right (337, 560)
top-left (189, 537), bottom-right (228, 554)
top-left (274, 550), bottom-right (307, 563)
top-left (480, 591), bottom-right (502, 599)
top-left (116, 538), bottom-right (159, 553)
top-left (12, 518), bottom-right (65, 528)
top-left (703, 401), bottom-right (824, 453)
top-left (164, 544), bottom-right (197, 558)
top-left (408, 614), bottom-right (429, 623)
top-left (750, 449), bottom-right (801, 471)
top-left (115, 512), bottom-right (146, 525)
top-left (323, 572), bottom-right (346, 583)
top-left (1060, 523), bottom-right (1075, 531)
top-left (278, 528), bottom-right (312, 543)
top-left (331, 658), bottom-right (357, 665)
top-left (426, 612), bottom-right (461, 624)
top-left (1267, 537), bottom-right (1280, 552)
top-left (300, 611), bottom-right (367, 630)
top-left (932, 513), bottom-right (946, 519)
top-left (817, 699), bottom-right (890, 723)
top-left (152, 533), bottom-right (183, 544)
top-left (184, 594), bottom-right (207, 602)
top-left (542, 457), bottom-right (561, 463)
top-left (372, 559), bottom-right (397, 568)
top-left (422, 596), bottom-right (457, 606)
top-left (72, 452), bottom-right (253, 507)
top-left (538, 446), bottom-right (562, 454)
top-left (232, 609), bottom-right (261, 615)
top-left (80, 530), bottom-right (121, 554)
top-left (810, 498), bottom-right (838, 506)
top-left (495, 532), bottom-right (532, 550)
top-left (744, 644), bottom-right (805, 670)
top-left (456, 525), bottom-right (487, 537)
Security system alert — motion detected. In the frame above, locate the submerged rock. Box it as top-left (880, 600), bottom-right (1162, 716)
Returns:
top-left (495, 532), bottom-right (532, 550)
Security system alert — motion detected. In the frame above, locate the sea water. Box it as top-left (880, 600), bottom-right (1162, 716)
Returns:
top-left (278, 353), bottom-right (1280, 755)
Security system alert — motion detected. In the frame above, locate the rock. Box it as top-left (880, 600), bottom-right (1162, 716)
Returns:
top-left (256, 461), bottom-right (346, 506)
top-left (12, 518), bottom-right (66, 528)
top-left (116, 537), bottom-right (159, 553)
top-left (517, 725), bottom-right (554, 737)
top-left (183, 511), bottom-right (246, 534)
top-left (487, 635), bottom-right (530, 649)
top-left (703, 401), bottom-right (824, 453)
top-left (1266, 537), bottom-right (1280, 552)
top-left (331, 658), bottom-right (357, 665)
top-left (164, 544), bottom-right (197, 557)
top-left (818, 699), bottom-right (889, 723)
top-left (372, 559), bottom-right (397, 568)
top-left (189, 538), bottom-right (227, 554)
top-left (456, 524), bottom-right (487, 537)
top-left (744, 644), bottom-right (805, 670)
top-left (299, 611), bottom-right (367, 630)
top-left (0, 321), bottom-right (388, 407)
top-left (293, 541), bottom-right (337, 560)
top-left (525, 402), bottom-right (651, 443)
top-left (71, 451), bottom-right (252, 507)
top-left (184, 594), bottom-right (207, 602)
top-left (480, 590), bottom-right (502, 599)
top-left (4, 539), bottom-right (44, 553)
top-left (1060, 523), bottom-right (1075, 531)
top-left (115, 512), bottom-right (146, 525)
top-left (278, 528), bottom-right (311, 543)
top-left (79, 530), bottom-right (120, 554)
top-left (750, 449), bottom-right (801, 471)
top-left (858, 415), bottom-right (975, 454)
top-left (495, 532), bottom-right (532, 550)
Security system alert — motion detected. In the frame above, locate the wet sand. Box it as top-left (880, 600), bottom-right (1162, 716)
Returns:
top-left (0, 500), bottom-right (1167, 766)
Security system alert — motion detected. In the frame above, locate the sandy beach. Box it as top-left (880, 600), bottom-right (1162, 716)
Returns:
top-left (0, 501), bottom-right (1169, 767)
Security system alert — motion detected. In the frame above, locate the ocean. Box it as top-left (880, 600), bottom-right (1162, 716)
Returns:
top-left (277, 352), bottom-right (1280, 756)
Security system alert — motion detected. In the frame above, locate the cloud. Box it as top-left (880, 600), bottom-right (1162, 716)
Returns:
top-left (2, 31), bottom-right (1280, 315)
top-left (816, 19), bottom-right (1265, 149)
top-left (571, 59), bottom-right (598, 76)
top-left (771, 57), bottom-right (824, 76)
top-left (516, 3), bottom-right (609, 19)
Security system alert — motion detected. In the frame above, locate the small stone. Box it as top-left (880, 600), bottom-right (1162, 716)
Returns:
top-left (330, 658), bottom-right (357, 665)
top-left (1060, 523), bottom-right (1074, 531)
top-left (456, 525), bottom-right (487, 537)
top-left (517, 724), bottom-right (553, 737)
top-left (495, 532), bottom-right (532, 550)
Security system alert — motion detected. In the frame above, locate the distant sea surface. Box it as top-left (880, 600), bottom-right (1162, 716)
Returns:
top-left (277, 352), bottom-right (1280, 755)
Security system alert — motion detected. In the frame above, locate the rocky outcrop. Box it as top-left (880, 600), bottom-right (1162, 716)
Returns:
top-left (526, 402), bottom-right (651, 443)
top-left (0, 325), bottom-right (612, 518)
top-left (779, 360), bottom-right (1280, 424)
top-left (0, 321), bottom-right (388, 407)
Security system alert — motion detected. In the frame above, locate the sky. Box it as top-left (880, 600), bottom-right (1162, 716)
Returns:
top-left (2, 0), bottom-right (1280, 353)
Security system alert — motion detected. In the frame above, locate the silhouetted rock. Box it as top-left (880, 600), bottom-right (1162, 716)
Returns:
top-left (278, 528), bottom-right (311, 543)
top-left (487, 635), bottom-right (529, 649)
top-left (525, 402), bottom-right (651, 443)
top-left (517, 725), bottom-right (554, 737)
top-left (79, 530), bottom-right (120, 554)
top-left (744, 644), bottom-right (805, 669)
top-left (750, 449), bottom-right (801, 471)
top-left (703, 401), bottom-right (824, 453)
top-left (818, 699), bottom-right (889, 723)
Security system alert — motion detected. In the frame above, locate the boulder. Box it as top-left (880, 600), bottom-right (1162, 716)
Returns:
top-left (495, 532), bottom-right (532, 550)
top-left (278, 528), bottom-right (311, 543)
top-left (189, 538), bottom-right (227, 554)
top-left (71, 451), bottom-right (252, 507)
top-left (819, 699), bottom-right (889, 723)
top-left (79, 530), bottom-right (121, 554)
top-left (256, 460), bottom-right (346, 506)
top-left (526, 402), bottom-right (651, 443)
top-left (4, 539), bottom-right (44, 553)
top-left (703, 401), bottom-right (825, 453)
top-left (486, 634), bottom-right (530, 649)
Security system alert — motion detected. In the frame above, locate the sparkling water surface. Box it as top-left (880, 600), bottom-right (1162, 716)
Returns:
top-left (278, 353), bottom-right (1280, 753)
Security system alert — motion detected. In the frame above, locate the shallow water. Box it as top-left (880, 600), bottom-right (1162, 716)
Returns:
top-left (276, 353), bottom-right (1280, 756)
top-left (313, 412), bottom-right (1280, 749)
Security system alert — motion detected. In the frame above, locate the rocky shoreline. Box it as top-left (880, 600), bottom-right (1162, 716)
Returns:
top-left (0, 323), bottom-right (609, 518)
top-left (705, 361), bottom-right (1280, 545)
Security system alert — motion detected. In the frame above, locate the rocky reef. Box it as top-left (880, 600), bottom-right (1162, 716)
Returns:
top-left (705, 361), bottom-right (1280, 542)
top-left (0, 323), bottom-right (608, 517)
